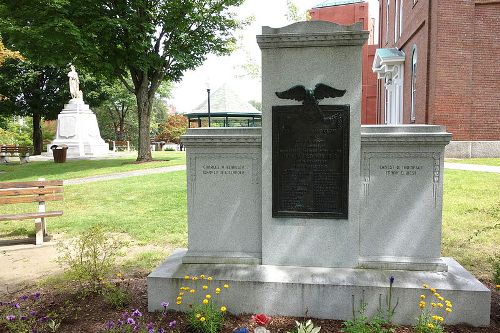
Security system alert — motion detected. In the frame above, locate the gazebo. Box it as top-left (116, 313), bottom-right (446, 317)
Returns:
top-left (185, 84), bottom-right (262, 128)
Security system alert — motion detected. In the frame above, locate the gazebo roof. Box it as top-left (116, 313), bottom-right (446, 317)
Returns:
top-left (186, 84), bottom-right (261, 117)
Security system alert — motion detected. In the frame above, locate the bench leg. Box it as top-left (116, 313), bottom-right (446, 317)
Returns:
top-left (20, 156), bottom-right (30, 164)
top-left (35, 218), bottom-right (44, 245)
top-left (0, 156), bottom-right (6, 164)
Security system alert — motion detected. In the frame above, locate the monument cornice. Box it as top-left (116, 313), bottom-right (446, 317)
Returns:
top-left (181, 135), bottom-right (262, 147)
top-left (361, 134), bottom-right (452, 145)
top-left (257, 32), bottom-right (369, 48)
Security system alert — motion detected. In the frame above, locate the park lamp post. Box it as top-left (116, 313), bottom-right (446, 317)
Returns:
top-left (206, 82), bottom-right (211, 127)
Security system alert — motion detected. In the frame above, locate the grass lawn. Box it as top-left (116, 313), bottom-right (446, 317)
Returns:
top-left (442, 169), bottom-right (500, 280)
top-left (445, 158), bottom-right (500, 166)
top-left (0, 171), bottom-right (188, 247)
top-left (0, 151), bottom-right (186, 182)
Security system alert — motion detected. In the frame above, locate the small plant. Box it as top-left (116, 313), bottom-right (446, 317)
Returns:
top-left (102, 273), bottom-right (132, 309)
top-left (287, 319), bottom-right (321, 333)
top-left (103, 308), bottom-right (173, 332)
top-left (413, 284), bottom-right (453, 333)
top-left (490, 255), bottom-right (500, 285)
top-left (177, 274), bottom-right (229, 333)
top-left (342, 277), bottom-right (396, 333)
top-left (0, 292), bottom-right (55, 333)
top-left (57, 224), bottom-right (125, 292)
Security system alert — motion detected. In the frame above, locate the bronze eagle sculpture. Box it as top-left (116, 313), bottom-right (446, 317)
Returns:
top-left (275, 83), bottom-right (346, 122)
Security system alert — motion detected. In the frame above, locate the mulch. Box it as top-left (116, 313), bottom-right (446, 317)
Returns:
top-left (1, 278), bottom-right (498, 333)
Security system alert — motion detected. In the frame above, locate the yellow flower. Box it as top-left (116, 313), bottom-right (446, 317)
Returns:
top-left (190, 289), bottom-right (195, 293)
top-left (205, 294), bottom-right (211, 299)
top-left (420, 295), bottom-right (426, 300)
top-left (437, 316), bottom-right (444, 322)
top-left (179, 292), bottom-right (184, 296)
top-left (176, 296), bottom-right (182, 301)
top-left (427, 323), bottom-right (434, 329)
top-left (437, 303), bottom-right (443, 308)
top-left (419, 301), bottom-right (425, 309)
top-left (215, 288), bottom-right (221, 293)
top-left (224, 284), bottom-right (229, 289)
top-left (202, 299), bottom-right (209, 304)
top-left (207, 277), bottom-right (213, 281)
top-left (433, 292), bottom-right (440, 298)
top-left (200, 274), bottom-right (206, 279)
top-left (192, 276), bottom-right (198, 281)
top-left (445, 300), bottom-right (452, 307)
top-left (496, 284), bottom-right (500, 289)
top-left (432, 315), bottom-right (439, 321)
top-left (200, 317), bottom-right (206, 322)
top-left (196, 313), bottom-right (201, 318)
top-left (117, 273), bottom-right (123, 278)
top-left (437, 296), bottom-right (444, 301)
top-left (423, 284), bottom-right (429, 289)
top-left (431, 303), bottom-right (436, 307)
top-left (220, 306), bottom-right (227, 312)
top-left (202, 285), bottom-right (208, 290)
top-left (430, 288), bottom-right (436, 293)
top-left (446, 308), bottom-right (452, 313)
top-left (184, 275), bottom-right (190, 280)
top-left (176, 301), bottom-right (182, 305)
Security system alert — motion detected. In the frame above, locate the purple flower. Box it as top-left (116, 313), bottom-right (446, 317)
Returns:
top-left (158, 329), bottom-right (165, 333)
top-left (132, 309), bottom-right (143, 317)
top-left (38, 316), bottom-right (49, 323)
top-left (32, 292), bottom-right (41, 300)
top-left (20, 315), bottom-right (28, 320)
top-left (389, 276), bottom-right (395, 285)
top-left (6, 314), bottom-right (16, 321)
top-left (160, 301), bottom-right (169, 309)
top-left (13, 303), bottom-right (20, 309)
top-left (147, 322), bottom-right (154, 330)
top-left (148, 329), bottom-right (154, 333)
top-left (127, 317), bottom-right (136, 325)
top-left (122, 311), bottom-right (129, 319)
top-left (30, 310), bottom-right (37, 316)
top-left (118, 319), bottom-right (124, 325)
top-left (233, 328), bottom-right (249, 333)
top-left (169, 320), bottom-right (177, 327)
top-left (105, 321), bottom-right (115, 329)
top-left (20, 295), bottom-right (29, 301)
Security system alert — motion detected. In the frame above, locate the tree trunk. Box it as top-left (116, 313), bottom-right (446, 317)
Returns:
top-left (136, 89), bottom-right (153, 162)
top-left (32, 113), bottom-right (43, 155)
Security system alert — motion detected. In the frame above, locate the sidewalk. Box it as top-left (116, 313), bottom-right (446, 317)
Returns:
top-left (444, 162), bottom-right (500, 173)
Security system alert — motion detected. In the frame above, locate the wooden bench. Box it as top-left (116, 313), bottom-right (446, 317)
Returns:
top-left (0, 179), bottom-right (63, 245)
top-left (0, 145), bottom-right (32, 164)
top-left (112, 140), bottom-right (130, 152)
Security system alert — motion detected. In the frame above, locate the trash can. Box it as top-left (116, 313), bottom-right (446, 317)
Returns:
top-left (51, 145), bottom-right (68, 163)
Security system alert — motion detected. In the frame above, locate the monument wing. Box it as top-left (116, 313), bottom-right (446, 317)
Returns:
top-left (313, 83), bottom-right (346, 101)
top-left (275, 85), bottom-right (307, 102)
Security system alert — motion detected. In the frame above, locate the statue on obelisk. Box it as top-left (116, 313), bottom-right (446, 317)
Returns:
top-left (68, 65), bottom-right (83, 100)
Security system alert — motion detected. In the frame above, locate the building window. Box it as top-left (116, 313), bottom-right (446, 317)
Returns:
top-left (399, 0), bottom-right (403, 37)
top-left (394, 0), bottom-right (399, 42)
top-left (410, 46), bottom-right (417, 123)
top-left (386, 0), bottom-right (390, 44)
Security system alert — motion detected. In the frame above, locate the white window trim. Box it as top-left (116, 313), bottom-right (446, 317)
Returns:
top-left (399, 0), bottom-right (403, 37)
top-left (410, 45), bottom-right (417, 123)
top-left (386, 0), bottom-right (390, 44)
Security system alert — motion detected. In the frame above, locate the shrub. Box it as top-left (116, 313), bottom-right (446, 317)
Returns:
top-left (57, 225), bottom-right (125, 292)
top-left (287, 320), bottom-right (321, 333)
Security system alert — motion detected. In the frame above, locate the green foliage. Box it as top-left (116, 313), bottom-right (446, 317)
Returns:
top-left (413, 286), bottom-right (453, 333)
top-left (491, 255), bottom-right (500, 285)
top-left (287, 320), bottom-right (321, 333)
top-left (342, 302), bottom-right (393, 333)
top-left (0, 116), bottom-right (32, 145)
top-left (102, 284), bottom-right (132, 310)
top-left (187, 303), bottom-right (225, 333)
top-left (57, 225), bottom-right (125, 292)
top-left (0, 0), bottom-right (246, 161)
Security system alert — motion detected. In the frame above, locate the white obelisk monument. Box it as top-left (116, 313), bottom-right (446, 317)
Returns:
top-left (48, 65), bottom-right (108, 157)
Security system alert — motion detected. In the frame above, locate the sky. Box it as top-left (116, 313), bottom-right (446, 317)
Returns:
top-left (170, 0), bottom-right (379, 113)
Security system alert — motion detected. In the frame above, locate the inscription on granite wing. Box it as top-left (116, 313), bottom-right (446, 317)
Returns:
top-left (272, 105), bottom-right (349, 219)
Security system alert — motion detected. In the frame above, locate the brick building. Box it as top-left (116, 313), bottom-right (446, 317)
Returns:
top-left (374, 0), bottom-right (500, 156)
top-left (309, 0), bottom-right (378, 124)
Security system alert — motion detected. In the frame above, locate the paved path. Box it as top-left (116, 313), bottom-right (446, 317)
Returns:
top-left (444, 162), bottom-right (500, 173)
top-left (65, 164), bottom-right (186, 185)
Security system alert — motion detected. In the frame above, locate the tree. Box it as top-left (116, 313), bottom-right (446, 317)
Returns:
top-left (0, 36), bottom-right (22, 66)
top-left (0, 59), bottom-right (108, 154)
top-left (156, 114), bottom-right (188, 144)
top-left (0, 0), bottom-right (245, 161)
top-left (99, 82), bottom-right (137, 141)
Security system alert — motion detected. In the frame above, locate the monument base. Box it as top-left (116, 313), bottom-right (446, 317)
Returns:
top-left (48, 99), bottom-right (109, 158)
top-left (148, 249), bottom-right (490, 327)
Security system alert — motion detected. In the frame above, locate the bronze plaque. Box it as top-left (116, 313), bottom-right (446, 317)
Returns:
top-left (272, 105), bottom-right (349, 219)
